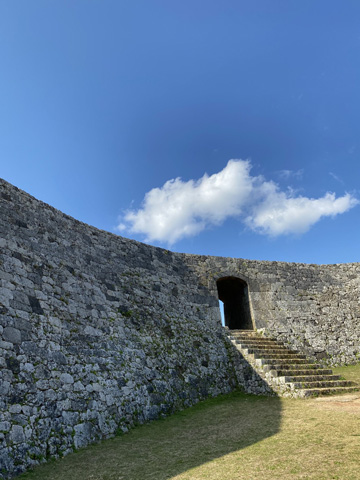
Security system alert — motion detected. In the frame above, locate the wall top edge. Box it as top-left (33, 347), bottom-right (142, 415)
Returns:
top-left (1, 177), bottom-right (358, 269)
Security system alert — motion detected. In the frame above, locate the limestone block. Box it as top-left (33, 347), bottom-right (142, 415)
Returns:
top-left (59, 373), bottom-right (74, 384)
top-left (9, 425), bottom-right (25, 444)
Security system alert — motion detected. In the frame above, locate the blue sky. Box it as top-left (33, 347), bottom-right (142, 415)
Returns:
top-left (1, 1), bottom-right (360, 263)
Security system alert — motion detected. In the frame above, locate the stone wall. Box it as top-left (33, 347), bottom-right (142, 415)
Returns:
top-left (183, 255), bottom-right (360, 365)
top-left (0, 178), bottom-right (359, 478)
top-left (0, 179), bottom-right (271, 478)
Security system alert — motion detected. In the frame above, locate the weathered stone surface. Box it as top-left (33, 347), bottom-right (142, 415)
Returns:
top-left (3, 327), bottom-right (21, 344)
top-left (59, 373), bottom-right (74, 385)
top-left (0, 422), bottom-right (11, 432)
top-left (0, 177), bottom-right (359, 478)
top-left (9, 425), bottom-right (25, 444)
top-left (73, 423), bottom-right (93, 449)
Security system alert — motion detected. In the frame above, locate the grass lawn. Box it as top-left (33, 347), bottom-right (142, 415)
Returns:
top-left (18, 364), bottom-right (360, 480)
top-left (333, 362), bottom-right (360, 383)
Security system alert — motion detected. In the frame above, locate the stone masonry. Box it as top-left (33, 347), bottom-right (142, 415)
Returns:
top-left (0, 180), bottom-right (271, 478)
top-left (0, 178), bottom-right (359, 477)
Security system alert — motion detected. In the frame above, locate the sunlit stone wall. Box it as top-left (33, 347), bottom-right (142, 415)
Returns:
top-left (185, 254), bottom-right (360, 365)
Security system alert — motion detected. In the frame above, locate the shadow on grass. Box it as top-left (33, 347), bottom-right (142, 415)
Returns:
top-left (18, 391), bottom-right (282, 480)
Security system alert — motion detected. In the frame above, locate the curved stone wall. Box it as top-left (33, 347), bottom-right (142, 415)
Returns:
top-left (0, 179), bottom-right (270, 478)
top-left (0, 178), bottom-right (359, 477)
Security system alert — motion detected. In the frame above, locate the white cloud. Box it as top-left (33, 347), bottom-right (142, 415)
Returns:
top-left (278, 168), bottom-right (304, 180)
top-left (246, 191), bottom-right (358, 236)
top-left (116, 222), bottom-right (127, 231)
top-left (122, 160), bottom-right (253, 244)
top-left (118, 160), bottom-right (358, 244)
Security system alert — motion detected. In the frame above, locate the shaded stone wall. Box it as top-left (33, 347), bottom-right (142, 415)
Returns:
top-left (0, 179), bottom-right (270, 478)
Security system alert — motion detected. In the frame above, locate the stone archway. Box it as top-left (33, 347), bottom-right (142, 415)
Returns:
top-left (216, 276), bottom-right (253, 330)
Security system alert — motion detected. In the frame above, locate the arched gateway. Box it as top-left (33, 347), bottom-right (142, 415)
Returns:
top-left (216, 276), bottom-right (253, 330)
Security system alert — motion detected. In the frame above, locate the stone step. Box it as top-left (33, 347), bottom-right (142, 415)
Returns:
top-left (244, 350), bottom-right (304, 358)
top-left (281, 374), bottom-right (342, 382)
top-left (245, 351), bottom-right (307, 360)
top-left (268, 367), bottom-right (333, 376)
top-left (291, 380), bottom-right (356, 389)
top-left (244, 348), bottom-right (299, 355)
top-left (232, 334), bottom-right (280, 340)
top-left (258, 358), bottom-right (310, 366)
top-left (236, 342), bottom-right (285, 348)
top-left (232, 336), bottom-right (283, 344)
top-left (237, 342), bottom-right (288, 348)
top-left (228, 328), bottom-right (259, 336)
top-left (230, 331), bottom-right (277, 337)
top-left (233, 340), bottom-right (296, 351)
top-left (235, 342), bottom-right (289, 351)
top-left (230, 331), bottom-right (274, 337)
top-left (237, 345), bottom-right (288, 352)
top-left (233, 344), bottom-right (305, 360)
top-left (226, 328), bottom-right (359, 398)
top-left (300, 386), bottom-right (360, 397)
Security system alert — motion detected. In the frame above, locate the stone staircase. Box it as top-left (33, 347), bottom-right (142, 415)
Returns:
top-left (227, 329), bottom-right (359, 398)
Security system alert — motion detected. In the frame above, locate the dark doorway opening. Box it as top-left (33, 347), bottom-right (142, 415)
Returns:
top-left (216, 277), bottom-right (253, 330)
